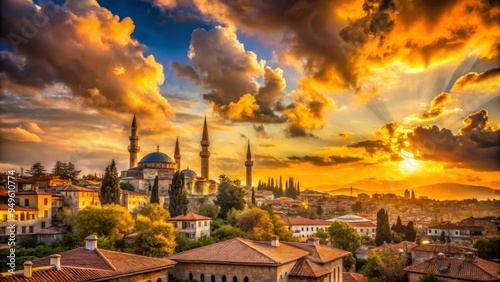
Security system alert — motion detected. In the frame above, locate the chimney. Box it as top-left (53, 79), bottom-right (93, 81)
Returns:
top-left (437, 252), bottom-right (445, 259)
top-left (50, 254), bottom-right (61, 270)
top-left (23, 261), bottom-right (33, 278)
top-left (271, 235), bottom-right (280, 247)
top-left (307, 237), bottom-right (319, 246)
top-left (464, 251), bottom-right (474, 261)
top-left (85, 235), bottom-right (98, 250)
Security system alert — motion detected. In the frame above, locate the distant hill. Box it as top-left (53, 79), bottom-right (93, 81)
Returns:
top-left (321, 183), bottom-right (499, 201)
top-left (410, 183), bottom-right (500, 201)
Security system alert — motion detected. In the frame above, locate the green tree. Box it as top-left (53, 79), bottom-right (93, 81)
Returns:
top-left (120, 182), bottom-right (135, 191)
top-left (308, 208), bottom-right (318, 219)
top-left (328, 220), bottom-right (362, 254)
top-left (72, 205), bottom-right (133, 244)
top-left (150, 176), bottom-right (160, 204)
top-left (351, 201), bottom-right (363, 213)
top-left (361, 235), bottom-right (376, 246)
top-left (251, 187), bottom-right (256, 205)
top-left (391, 230), bottom-right (403, 243)
top-left (214, 182), bottom-right (245, 219)
top-left (361, 248), bottom-right (408, 282)
top-left (100, 160), bottom-right (120, 205)
top-left (417, 271), bottom-right (448, 282)
top-left (314, 229), bottom-right (329, 244)
top-left (439, 231), bottom-right (446, 243)
top-left (169, 171), bottom-right (188, 217)
top-left (199, 202), bottom-right (220, 219)
top-left (134, 204), bottom-right (176, 257)
top-left (212, 225), bottom-right (245, 242)
top-left (26, 162), bottom-right (47, 178)
top-left (473, 236), bottom-right (500, 261)
top-left (376, 209), bottom-right (391, 246)
top-left (51, 161), bottom-right (64, 177)
top-left (235, 208), bottom-right (274, 241)
top-left (392, 216), bottom-right (405, 234)
top-left (404, 221), bottom-right (417, 241)
top-left (316, 204), bottom-right (324, 217)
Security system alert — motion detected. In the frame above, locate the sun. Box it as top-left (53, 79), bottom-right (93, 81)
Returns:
top-left (399, 150), bottom-right (421, 173)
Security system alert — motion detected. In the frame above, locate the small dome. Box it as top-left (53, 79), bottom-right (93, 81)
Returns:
top-left (181, 168), bottom-right (197, 178)
top-left (140, 152), bottom-right (174, 163)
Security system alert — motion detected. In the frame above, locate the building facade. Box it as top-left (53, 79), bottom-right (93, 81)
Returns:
top-left (169, 213), bottom-right (211, 239)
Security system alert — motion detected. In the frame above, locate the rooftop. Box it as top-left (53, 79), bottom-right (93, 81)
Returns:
top-left (139, 152), bottom-right (174, 163)
top-left (54, 185), bottom-right (98, 192)
top-left (288, 259), bottom-right (330, 278)
top-left (281, 217), bottom-right (331, 226)
top-left (169, 212), bottom-right (211, 221)
top-left (412, 243), bottom-right (476, 254)
top-left (428, 223), bottom-right (485, 231)
top-left (282, 241), bottom-right (351, 264)
top-left (343, 272), bottom-right (368, 282)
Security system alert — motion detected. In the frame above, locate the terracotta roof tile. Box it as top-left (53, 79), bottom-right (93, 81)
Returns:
top-left (169, 212), bottom-right (211, 221)
top-left (282, 242), bottom-right (351, 264)
top-left (54, 185), bottom-right (98, 192)
top-left (289, 259), bottom-right (330, 278)
top-left (405, 256), bottom-right (500, 281)
top-left (0, 204), bottom-right (38, 212)
top-left (372, 241), bottom-right (418, 254)
top-left (412, 244), bottom-right (471, 254)
top-left (168, 238), bottom-right (309, 265)
top-left (343, 272), bottom-right (368, 282)
top-left (0, 267), bottom-right (78, 282)
top-left (282, 217), bottom-right (331, 226)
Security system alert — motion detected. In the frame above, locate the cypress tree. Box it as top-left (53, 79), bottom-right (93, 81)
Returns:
top-left (251, 187), bottom-right (256, 205)
top-left (100, 159), bottom-right (120, 205)
top-left (405, 221), bottom-right (417, 241)
top-left (375, 208), bottom-right (391, 246)
top-left (169, 171), bottom-right (188, 217)
top-left (150, 176), bottom-right (159, 204)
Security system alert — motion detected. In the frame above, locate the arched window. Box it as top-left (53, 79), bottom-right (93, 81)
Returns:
top-left (233, 276), bottom-right (238, 282)
top-left (200, 274), bottom-right (205, 281)
top-left (244, 277), bottom-right (249, 282)
top-left (189, 273), bottom-right (193, 281)
top-left (157, 279), bottom-right (162, 282)
top-left (211, 275), bottom-right (216, 282)
top-left (222, 275), bottom-right (227, 282)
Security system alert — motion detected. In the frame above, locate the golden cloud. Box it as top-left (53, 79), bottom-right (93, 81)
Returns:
top-left (451, 67), bottom-right (500, 92)
top-left (0, 127), bottom-right (42, 143)
top-left (404, 92), bottom-right (454, 122)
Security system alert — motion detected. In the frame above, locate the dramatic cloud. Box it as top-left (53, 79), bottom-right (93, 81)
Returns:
top-left (253, 124), bottom-right (269, 138)
top-left (339, 132), bottom-right (353, 138)
top-left (451, 67), bottom-right (500, 92)
top-left (347, 140), bottom-right (391, 157)
top-left (0, 0), bottom-right (173, 127)
top-left (288, 155), bottom-right (364, 166)
top-left (405, 92), bottom-right (455, 122)
top-left (0, 127), bottom-right (42, 143)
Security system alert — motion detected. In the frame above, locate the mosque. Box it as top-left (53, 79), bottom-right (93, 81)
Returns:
top-left (120, 115), bottom-right (222, 197)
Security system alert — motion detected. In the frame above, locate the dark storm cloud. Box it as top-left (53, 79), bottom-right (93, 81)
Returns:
top-left (287, 155), bottom-right (364, 166)
top-left (347, 140), bottom-right (391, 156)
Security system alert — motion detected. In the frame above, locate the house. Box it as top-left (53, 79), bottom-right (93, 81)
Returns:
top-left (52, 185), bottom-right (100, 212)
top-left (169, 212), bottom-right (211, 239)
top-left (77, 179), bottom-right (101, 189)
top-left (411, 243), bottom-right (477, 265)
top-left (120, 189), bottom-right (151, 212)
top-left (35, 226), bottom-right (70, 244)
top-left (0, 235), bottom-right (177, 282)
top-left (328, 214), bottom-right (376, 238)
top-left (168, 236), bottom-right (350, 282)
top-left (405, 253), bottom-right (500, 282)
top-left (281, 217), bottom-right (331, 239)
top-left (427, 223), bottom-right (485, 246)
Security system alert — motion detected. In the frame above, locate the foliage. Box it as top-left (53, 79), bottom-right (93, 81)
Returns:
top-left (308, 208), bottom-right (318, 219)
top-left (83, 173), bottom-right (102, 181)
top-left (316, 204), bottom-right (324, 216)
top-left (175, 233), bottom-right (214, 253)
top-left (404, 221), bottom-right (417, 241)
top-left (351, 201), bottom-right (363, 213)
top-left (212, 225), bottom-right (244, 242)
top-left (137, 203), bottom-right (170, 222)
top-left (150, 175), bottom-right (160, 204)
top-left (314, 229), bottom-right (329, 244)
top-left (26, 162), bottom-right (47, 177)
top-left (473, 235), bottom-right (500, 261)
top-left (214, 182), bottom-right (245, 219)
top-left (417, 271), bottom-right (448, 282)
top-left (439, 231), bottom-right (446, 243)
top-left (72, 204), bottom-right (133, 244)
top-left (54, 207), bottom-right (73, 225)
top-left (100, 159), bottom-right (121, 205)
top-left (51, 161), bottom-right (81, 181)
top-left (199, 202), bottom-right (220, 219)
top-left (361, 248), bottom-right (408, 282)
top-left (120, 181), bottom-right (135, 191)
top-left (133, 204), bottom-right (176, 256)
top-left (0, 244), bottom-right (69, 272)
top-left (391, 230), bottom-right (403, 243)
top-left (327, 220), bottom-right (362, 253)
top-left (264, 207), bottom-right (296, 242)
top-left (343, 253), bottom-right (356, 271)
top-left (251, 187), bottom-right (255, 205)
top-left (169, 171), bottom-right (189, 217)
top-left (361, 235), bottom-right (376, 246)
top-left (376, 209), bottom-right (392, 246)
top-left (235, 207), bottom-right (274, 240)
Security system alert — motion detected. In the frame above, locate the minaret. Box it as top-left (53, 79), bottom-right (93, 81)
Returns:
top-left (174, 137), bottom-right (181, 170)
top-left (245, 139), bottom-right (253, 190)
top-left (128, 114), bottom-right (140, 168)
top-left (200, 116), bottom-right (210, 179)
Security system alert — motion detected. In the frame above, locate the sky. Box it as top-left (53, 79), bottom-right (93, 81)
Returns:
top-left (1, 0), bottom-right (499, 195)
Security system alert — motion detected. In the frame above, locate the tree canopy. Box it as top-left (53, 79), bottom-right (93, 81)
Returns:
top-left (473, 235), bottom-right (500, 261)
top-left (214, 182), bottom-right (245, 218)
top-left (100, 160), bottom-right (120, 205)
top-left (361, 248), bottom-right (408, 282)
top-left (168, 171), bottom-right (188, 217)
top-left (51, 161), bottom-right (81, 181)
top-left (376, 208), bottom-right (391, 246)
top-left (134, 204), bottom-right (176, 257)
top-left (150, 175), bottom-right (160, 204)
top-left (26, 162), bottom-right (47, 178)
top-left (328, 220), bottom-right (361, 253)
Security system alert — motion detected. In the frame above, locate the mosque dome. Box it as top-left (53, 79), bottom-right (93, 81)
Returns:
top-left (181, 167), bottom-right (198, 178)
top-left (140, 152), bottom-right (174, 163)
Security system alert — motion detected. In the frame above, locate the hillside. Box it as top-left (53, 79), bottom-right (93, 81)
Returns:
top-left (410, 183), bottom-right (500, 201)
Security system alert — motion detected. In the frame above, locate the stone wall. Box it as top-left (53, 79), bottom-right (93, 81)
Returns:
top-left (108, 269), bottom-right (169, 282)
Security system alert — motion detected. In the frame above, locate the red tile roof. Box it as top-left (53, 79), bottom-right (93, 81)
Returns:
top-left (343, 272), bottom-right (368, 282)
top-left (405, 256), bottom-right (500, 281)
top-left (0, 267), bottom-right (78, 282)
top-left (372, 241), bottom-right (418, 254)
top-left (282, 242), bottom-right (351, 264)
top-left (168, 238), bottom-right (310, 265)
top-left (412, 243), bottom-right (473, 254)
top-left (169, 212), bottom-right (211, 221)
top-left (289, 259), bottom-right (330, 278)
top-left (0, 204), bottom-right (38, 212)
top-left (345, 221), bottom-right (376, 228)
top-left (54, 185), bottom-right (98, 192)
top-left (282, 217), bottom-right (331, 226)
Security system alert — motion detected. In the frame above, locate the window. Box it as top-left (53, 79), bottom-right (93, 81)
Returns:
top-left (24, 199), bottom-right (29, 206)
top-left (435, 230), bottom-right (437, 234)
top-left (372, 229), bottom-right (375, 232)
top-left (316, 227), bottom-right (318, 231)
top-left (360, 229), bottom-right (363, 232)
top-left (82, 202), bottom-right (85, 206)
top-left (205, 221), bottom-right (208, 226)
top-left (200, 274), bottom-right (205, 281)
top-left (189, 273), bottom-right (193, 280)
top-left (222, 275), bottom-right (227, 282)
top-left (198, 221), bottom-right (201, 227)
top-left (211, 275), bottom-right (215, 282)
top-left (244, 277), bottom-right (249, 282)
top-left (41, 222), bottom-right (46, 228)
top-left (44, 210), bottom-right (48, 218)
top-left (455, 231), bottom-right (458, 235)
top-left (157, 279), bottom-right (162, 282)
top-left (22, 226), bottom-right (26, 234)
top-left (301, 227), bottom-right (304, 231)
top-left (20, 213), bottom-right (25, 221)
top-left (29, 226), bottom-right (33, 233)
top-left (233, 276), bottom-right (238, 282)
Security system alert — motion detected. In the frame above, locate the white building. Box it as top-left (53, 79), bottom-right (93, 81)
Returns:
top-left (169, 213), bottom-right (211, 240)
top-left (281, 217), bottom-right (331, 239)
top-left (328, 214), bottom-right (377, 238)
top-left (427, 223), bottom-right (484, 246)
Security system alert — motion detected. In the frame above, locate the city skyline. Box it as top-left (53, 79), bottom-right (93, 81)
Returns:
top-left (1, 0), bottom-right (499, 195)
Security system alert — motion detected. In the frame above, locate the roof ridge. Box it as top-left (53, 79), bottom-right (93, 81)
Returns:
top-left (238, 239), bottom-right (281, 264)
top-left (94, 249), bottom-right (118, 271)
top-left (471, 260), bottom-right (499, 279)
